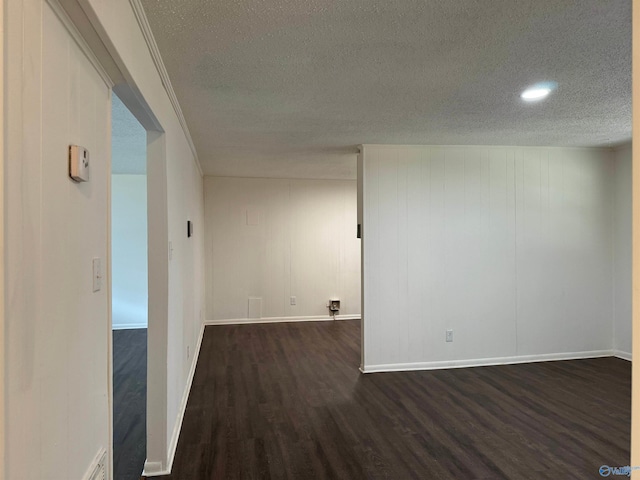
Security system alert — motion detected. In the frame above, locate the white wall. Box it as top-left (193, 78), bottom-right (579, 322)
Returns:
top-left (0, 0), bottom-right (5, 474)
top-left (112, 174), bottom-right (148, 329)
top-left (164, 130), bottom-right (204, 472)
top-left (83, 0), bottom-right (206, 474)
top-left (4, 0), bottom-right (206, 478)
top-left (614, 143), bottom-right (632, 357)
top-left (5, 1), bottom-right (111, 478)
top-left (205, 176), bottom-right (360, 322)
top-left (86, 0), bottom-right (206, 474)
top-left (361, 145), bottom-right (615, 371)
top-left (631, 4), bottom-right (640, 467)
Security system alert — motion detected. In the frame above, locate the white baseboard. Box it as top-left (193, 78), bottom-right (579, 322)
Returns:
top-left (614, 350), bottom-right (632, 361)
top-left (205, 314), bottom-right (361, 326)
top-left (361, 350), bottom-right (615, 373)
top-left (82, 447), bottom-right (107, 480)
top-left (112, 323), bottom-right (147, 330)
top-left (142, 461), bottom-right (166, 477)
top-left (142, 322), bottom-right (206, 478)
top-left (166, 322), bottom-right (205, 472)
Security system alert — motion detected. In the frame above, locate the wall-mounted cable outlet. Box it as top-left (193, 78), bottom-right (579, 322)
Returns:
top-left (446, 330), bottom-right (453, 342)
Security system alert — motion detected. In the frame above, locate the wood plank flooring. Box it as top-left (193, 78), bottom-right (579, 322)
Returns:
top-left (113, 328), bottom-right (147, 480)
top-left (155, 320), bottom-right (630, 479)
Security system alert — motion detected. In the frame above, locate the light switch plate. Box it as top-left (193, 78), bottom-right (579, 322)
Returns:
top-left (69, 145), bottom-right (90, 182)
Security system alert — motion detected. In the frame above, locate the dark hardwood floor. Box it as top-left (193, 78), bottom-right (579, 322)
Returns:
top-left (154, 320), bottom-right (630, 479)
top-left (113, 328), bottom-right (147, 480)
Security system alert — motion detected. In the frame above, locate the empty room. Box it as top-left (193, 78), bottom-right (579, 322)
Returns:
top-left (1, 1), bottom-right (637, 480)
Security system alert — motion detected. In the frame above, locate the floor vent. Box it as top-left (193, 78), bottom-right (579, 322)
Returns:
top-left (248, 297), bottom-right (262, 319)
top-left (84, 449), bottom-right (107, 480)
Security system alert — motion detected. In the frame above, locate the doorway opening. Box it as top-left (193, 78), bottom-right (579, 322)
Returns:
top-left (111, 92), bottom-right (148, 480)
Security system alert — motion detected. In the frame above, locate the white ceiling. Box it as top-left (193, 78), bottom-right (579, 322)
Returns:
top-left (112, 93), bottom-right (146, 175)
top-left (139, 0), bottom-right (631, 180)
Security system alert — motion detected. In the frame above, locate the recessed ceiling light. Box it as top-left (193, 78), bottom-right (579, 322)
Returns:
top-left (521, 82), bottom-right (557, 102)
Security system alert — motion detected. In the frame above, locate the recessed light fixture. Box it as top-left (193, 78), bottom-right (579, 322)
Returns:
top-left (520, 82), bottom-right (557, 102)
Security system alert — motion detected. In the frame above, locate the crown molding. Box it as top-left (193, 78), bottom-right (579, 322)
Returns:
top-left (129, 0), bottom-right (204, 177)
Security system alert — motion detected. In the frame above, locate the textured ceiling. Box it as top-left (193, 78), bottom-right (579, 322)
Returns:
top-left (112, 93), bottom-right (146, 175)
top-left (140, 0), bottom-right (631, 179)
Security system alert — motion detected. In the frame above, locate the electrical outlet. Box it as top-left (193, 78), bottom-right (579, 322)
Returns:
top-left (290, 296), bottom-right (296, 305)
top-left (446, 329), bottom-right (453, 343)
top-left (187, 345), bottom-right (190, 359)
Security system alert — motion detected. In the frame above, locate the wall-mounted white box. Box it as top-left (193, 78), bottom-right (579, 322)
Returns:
top-left (69, 145), bottom-right (90, 182)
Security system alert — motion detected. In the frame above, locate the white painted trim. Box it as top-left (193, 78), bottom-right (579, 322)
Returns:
top-left (166, 322), bottom-right (204, 472)
top-left (112, 323), bottom-right (148, 330)
top-left (82, 448), bottom-right (107, 480)
top-left (106, 92), bottom-right (114, 480)
top-left (361, 350), bottom-right (616, 373)
top-left (142, 322), bottom-right (205, 477)
top-left (360, 144), bottom-right (613, 152)
top-left (633, 6), bottom-right (640, 468)
top-left (145, 131), bottom-right (169, 472)
top-left (128, 0), bottom-right (203, 177)
top-left (615, 350), bottom-right (633, 361)
top-left (205, 314), bottom-right (361, 326)
top-left (206, 174), bottom-right (358, 183)
top-left (142, 461), bottom-right (164, 477)
top-left (0, 0), bottom-right (5, 474)
top-left (44, 0), bottom-right (114, 88)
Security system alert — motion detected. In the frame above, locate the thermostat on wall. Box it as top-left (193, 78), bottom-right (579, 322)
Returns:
top-left (69, 145), bottom-right (90, 182)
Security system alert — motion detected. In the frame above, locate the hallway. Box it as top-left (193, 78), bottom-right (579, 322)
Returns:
top-left (113, 329), bottom-right (147, 480)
